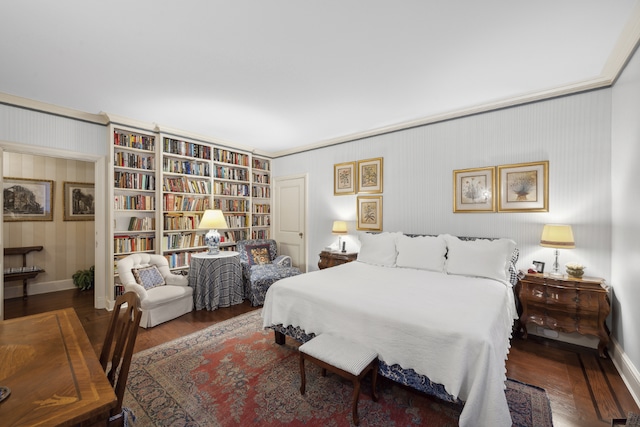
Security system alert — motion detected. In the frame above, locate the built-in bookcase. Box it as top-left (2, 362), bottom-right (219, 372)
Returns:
top-left (109, 126), bottom-right (158, 302)
top-left (251, 156), bottom-right (271, 239)
top-left (160, 136), bottom-right (212, 270)
top-left (213, 148), bottom-right (251, 249)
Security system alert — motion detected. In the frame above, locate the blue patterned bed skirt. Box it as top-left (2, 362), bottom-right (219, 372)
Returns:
top-left (269, 324), bottom-right (462, 404)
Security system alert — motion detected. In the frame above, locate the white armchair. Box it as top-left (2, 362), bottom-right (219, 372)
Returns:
top-left (116, 253), bottom-right (193, 328)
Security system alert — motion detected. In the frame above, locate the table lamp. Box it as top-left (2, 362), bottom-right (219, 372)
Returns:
top-left (540, 224), bottom-right (575, 277)
top-left (198, 209), bottom-right (228, 254)
top-left (332, 220), bottom-right (348, 253)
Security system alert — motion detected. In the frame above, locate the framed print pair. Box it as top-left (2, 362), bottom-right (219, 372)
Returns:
top-left (453, 161), bottom-right (548, 213)
top-left (334, 157), bottom-right (383, 195)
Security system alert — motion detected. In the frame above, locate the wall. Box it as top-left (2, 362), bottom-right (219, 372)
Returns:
top-left (273, 90), bottom-right (612, 281)
top-left (3, 152), bottom-right (95, 297)
top-left (611, 43), bottom-right (640, 401)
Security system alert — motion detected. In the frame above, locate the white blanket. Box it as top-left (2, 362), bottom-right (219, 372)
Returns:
top-left (262, 261), bottom-right (518, 427)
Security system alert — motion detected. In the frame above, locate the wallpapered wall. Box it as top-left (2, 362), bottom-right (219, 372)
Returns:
top-left (3, 152), bottom-right (95, 297)
top-left (273, 89), bottom-right (613, 282)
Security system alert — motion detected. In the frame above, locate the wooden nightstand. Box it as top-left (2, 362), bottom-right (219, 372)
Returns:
top-left (318, 250), bottom-right (358, 270)
top-left (519, 272), bottom-right (610, 358)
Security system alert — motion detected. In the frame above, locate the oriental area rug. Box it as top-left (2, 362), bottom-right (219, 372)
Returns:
top-left (124, 311), bottom-right (553, 426)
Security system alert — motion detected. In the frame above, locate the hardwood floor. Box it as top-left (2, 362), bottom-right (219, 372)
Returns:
top-left (4, 289), bottom-right (639, 426)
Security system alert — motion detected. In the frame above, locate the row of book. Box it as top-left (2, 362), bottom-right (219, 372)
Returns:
top-left (163, 138), bottom-right (211, 160)
top-left (163, 213), bottom-right (200, 230)
top-left (128, 216), bottom-right (155, 231)
top-left (163, 194), bottom-right (211, 211)
top-left (214, 166), bottom-right (249, 181)
top-left (252, 229), bottom-right (270, 239)
top-left (252, 158), bottom-right (270, 171)
top-left (252, 172), bottom-right (270, 184)
top-left (115, 171), bottom-right (155, 191)
top-left (225, 214), bottom-right (248, 228)
top-left (162, 158), bottom-right (211, 177)
top-left (114, 152), bottom-right (155, 170)
top-left (114, 131), bottom-right (155, 151)
top-left (163, 232), bottom-right (203, 250)
top-left (164, 252), bottom-right (192, 269)
top-left (213, 182), bottom-right (250, 197)
top-left (253, 203), bottom-right (271, 213)
top-left (252, 186), bottom-right (271, 198)
top-left (114, 195), bottom-right (155, 211)
top-left (114, 236), bottom-right (154, 254)
top-left (221, 229), bottom-right (248, 243)
top-left (163, 177), bottom-right (211, 194)
top-left (252, 215), bottom-right (270, 226)
top-left (214, 199), bottom-right (249, 212)
top-left (213, 148), bottom-right (249, 166)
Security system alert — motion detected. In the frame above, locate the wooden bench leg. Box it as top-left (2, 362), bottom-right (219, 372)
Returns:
top-left (299, 353), bottom-right (306, 395)
top-left (371, 359), bottom-right (379, 402)
top-left (352, 378), bottom-right (362, 426)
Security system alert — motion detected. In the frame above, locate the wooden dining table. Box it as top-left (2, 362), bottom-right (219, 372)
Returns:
top-left (0, 308), bottom-right (117, 426)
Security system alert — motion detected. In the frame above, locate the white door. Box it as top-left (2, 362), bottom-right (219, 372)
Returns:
top-left (274, 174), bottom-right (307, 272)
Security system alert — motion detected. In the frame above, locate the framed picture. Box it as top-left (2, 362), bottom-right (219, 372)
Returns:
top-left (497, 161), bottom-right (549, 212)
top-left (357, 195), bottom-right (382, 231)
top-left (357, 157), bottom-right (383, 194)
top-left (533, 260), bottom-right (545, 273)
top-left (453, 167), bottom-right (495, 213)
top-left (3, 177), bottom-right (54, 221)
top-left (63, 181), bottom-right (95, 221)
top-left (334, 161), bottom-right (356, 195)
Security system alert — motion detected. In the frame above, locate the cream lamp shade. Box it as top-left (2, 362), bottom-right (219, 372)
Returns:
top-left (198, 209), bottom-right (228, 254)
top-left (540, 224), bottom-right (575, 276)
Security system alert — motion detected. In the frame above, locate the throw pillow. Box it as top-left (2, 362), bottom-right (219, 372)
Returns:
top-left (132, 265), bottom-right (165, 290)
top-left (356, 231), bottom-right (401, 267)
top-left (247, 244), bottom-right (271, 265)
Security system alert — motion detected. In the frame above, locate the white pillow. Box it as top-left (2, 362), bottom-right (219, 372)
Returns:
top-left (395, 235), bottom-right (447, 272)
top-left (443, 234), bottom-right (516, 282)
top-left (356, 232), bottom-right (401, 267)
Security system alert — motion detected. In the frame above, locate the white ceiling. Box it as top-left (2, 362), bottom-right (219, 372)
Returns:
top-left (1, 1), bottom-right (639, 155)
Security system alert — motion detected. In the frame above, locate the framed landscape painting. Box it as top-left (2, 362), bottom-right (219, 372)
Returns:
top-left (64, 181), bottom-right (95, 221)
top-left (357, 195), bottom-right (382, 231)
top-left (3, 177), bottom-right (54, 221)
top-left (334, 161), bottom-right (356, 195)
top-left (357, 157), bottom-right (383, 194)
top-left (497, 161), bottom-right (549, 212)
top-left (453, 167), bottom-right (495, 213)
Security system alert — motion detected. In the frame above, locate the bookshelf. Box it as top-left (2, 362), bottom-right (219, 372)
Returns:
top-left (160, 136), bottom-right (213, 270)
top-left (212, 148), bottom-right (251, 249)
top-left (110, 126), bottom-right (158, 302)
top-left (251, 156), bottom-right (271, 240)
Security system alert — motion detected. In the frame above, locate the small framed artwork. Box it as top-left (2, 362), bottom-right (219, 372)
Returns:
top-left (497, 161), bottom-right (549, 212)
top-left (334, 161), bottom-right (356, 195)
top-left (533, 260), bottom-right (545, 273)
top-left (3, 177), bottom-right (54, 221)
top-left (453, 167), bottom-right (495, 213)
top-left (357, 157), bottom-right (383, 194)
top-left (357, 195), bottom-right (382, 231)
top-left (63, 181), bottom-right (95, 221)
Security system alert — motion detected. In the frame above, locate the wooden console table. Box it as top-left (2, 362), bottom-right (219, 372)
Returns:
top-left (3, 246), bottom-right (44, 299)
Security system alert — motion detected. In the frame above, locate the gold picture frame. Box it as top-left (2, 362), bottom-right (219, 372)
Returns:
top-left (357, 157), bottom-right (383, 194)
top-left (357, 195), bottom-right (382, 231)
top-left (63, 181), bottom-right (95, 221)
top-left (453, 167), bottom-right (496, 213)
top-left (334, 161), bottom-right (356, 195)
top-left (3, 177), bottom-right (54, 221)
top-left (497, 161), bottom-right (549, 212)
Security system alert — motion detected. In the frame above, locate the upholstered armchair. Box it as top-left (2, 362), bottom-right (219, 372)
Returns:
top-left (236, 239), bottom-right (302, 306)
top-left (117, 253), bottom-right (193, 328)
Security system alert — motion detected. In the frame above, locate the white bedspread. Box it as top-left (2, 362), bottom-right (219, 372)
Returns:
top-left (261, 261), bottom-right (518, 427)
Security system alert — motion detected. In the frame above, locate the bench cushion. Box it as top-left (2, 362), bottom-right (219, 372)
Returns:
top-left (299, 334), bottom-right (377, 376)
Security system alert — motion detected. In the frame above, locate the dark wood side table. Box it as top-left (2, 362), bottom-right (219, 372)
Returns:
top-left (519, 272), bottom-right (610, 358)
top-left (318, 250), bottom-right (358, 270)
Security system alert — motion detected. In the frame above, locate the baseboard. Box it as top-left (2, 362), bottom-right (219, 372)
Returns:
top-left (3, 279), bottom-right (76, 299)
top-left (610, 336), bottom-right (640, 407)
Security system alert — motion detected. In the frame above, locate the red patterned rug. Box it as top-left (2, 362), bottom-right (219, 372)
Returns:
top-left (124, 310), bottom-right (553, 426)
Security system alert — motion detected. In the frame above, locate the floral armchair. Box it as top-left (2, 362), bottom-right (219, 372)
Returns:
top-left (236, 239), bottom-right (301, 306)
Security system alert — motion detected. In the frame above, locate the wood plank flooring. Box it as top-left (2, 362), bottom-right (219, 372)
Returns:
top-left (4, 289), bottom-right (639, 426)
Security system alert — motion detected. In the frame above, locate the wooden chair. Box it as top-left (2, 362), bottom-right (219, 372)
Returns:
top-left (99, 292), bottom-right (142, 427)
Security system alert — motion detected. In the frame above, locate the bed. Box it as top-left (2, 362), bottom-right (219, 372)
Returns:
top-left (261, 232), bottom-right (519, 427)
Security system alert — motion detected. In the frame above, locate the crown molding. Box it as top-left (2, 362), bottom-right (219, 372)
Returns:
top-left (0, 92), bottom-right (107, 125)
